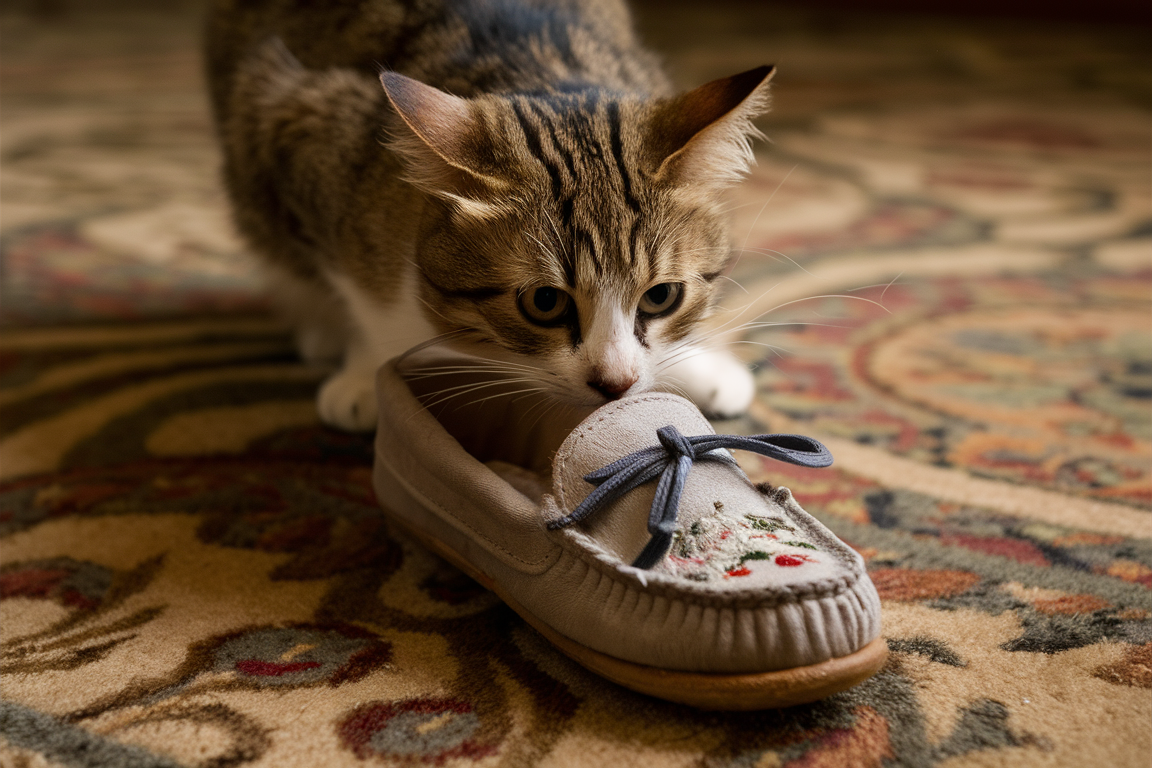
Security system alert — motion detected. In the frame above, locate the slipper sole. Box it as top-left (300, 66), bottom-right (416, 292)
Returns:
top-left (384, 510), bottom-right (888, 711)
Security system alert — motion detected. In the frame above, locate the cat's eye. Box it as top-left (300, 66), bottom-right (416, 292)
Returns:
top-left (519, 286), bottom-right (572, 325)
top-left (638, 283), bottom-right (682, 316)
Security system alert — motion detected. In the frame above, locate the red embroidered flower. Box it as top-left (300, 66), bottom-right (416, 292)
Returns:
top-left (775, 554), bottom-right (814, 567)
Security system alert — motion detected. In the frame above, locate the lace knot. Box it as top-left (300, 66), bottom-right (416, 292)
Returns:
top-left (656, 425), bottom-right (695, 460)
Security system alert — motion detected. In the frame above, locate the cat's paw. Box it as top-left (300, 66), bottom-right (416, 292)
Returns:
top-left (317, 366), bottom-right (378, 431)
top-left (662, 349), bottom-right (756, 418)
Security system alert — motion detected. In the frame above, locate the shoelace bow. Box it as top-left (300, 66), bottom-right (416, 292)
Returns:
top-left (547, 425), bottom-right (833, 570)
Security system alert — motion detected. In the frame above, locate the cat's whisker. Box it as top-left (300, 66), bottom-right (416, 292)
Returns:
top-left (420, 375), bottom-right (540, 399)
top-left (656, 317), bottom-right (846, 372)
top-left (700, 282), bottom-right (884, 347)
top-left (449, 386), bottom-right (551, 412)
top-left (880, 272), bottom-right (903, 303)
top-left (403, 346), bottom-right (563, 380)
top-left (677, 243), bottom-right (811, 278)
top-left (516, 390), bottom-right (556, 425)
top-left (407, 367), bottom-right (525, 378)
top-left (406, 362), bottom-right (539, 376)
top-left (465, 353), bottom-right (558, 372)
top-left (714, 339), bottom-right (793, 357)
top-left (406, 369), bottom-right (534, 382)
top-left (714, 274), bottom-right (749, 293)
top-left (733, 163), bottom-right (797, 272)
top-left (523, 399), bottom-right (560, 432)
top-left (754, 293), bottom-right (894, 318)
top-left (656, 322), bottom-right (779, 371)
top-left (840, 277), bottom-right (905, 294)
top-left (420, 378), bottom-right (544, 411)
top-left (694, 282), bottom-right (793, 339)
top-left (439, 354), bottom-right (562, 377)
top-left (691, 320), bottom-right (848, 347)
top-left (655, 374), bottom-right (692, 401)
top-left (656, 347), bottom-right (714, 372)
top-left (413, 295), bottom-right (463, 328)
top-left (716, 199), bottom-right (764, 216)
top-left (395, 329), bottom-right (481, 364)
top-left (735, 320), bottom-right (848, 331)
top-left (731, 246), bottom-right (813, 277)
top-left (655, 337), bottom-right (791, 376)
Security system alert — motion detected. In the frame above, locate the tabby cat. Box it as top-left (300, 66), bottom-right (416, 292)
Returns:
top-left (206, 0), bottom-right (773, 431)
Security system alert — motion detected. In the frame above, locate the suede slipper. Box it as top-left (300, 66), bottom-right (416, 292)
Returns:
top-left (373, 359), bottom-right (886, 710)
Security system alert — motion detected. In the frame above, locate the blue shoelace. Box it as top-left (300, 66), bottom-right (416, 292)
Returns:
top-left (547, 425), bottom-right (833, 569)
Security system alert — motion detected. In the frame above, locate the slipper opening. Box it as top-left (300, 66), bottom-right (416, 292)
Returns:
top-left (400, 362), bottom-right (593, 498)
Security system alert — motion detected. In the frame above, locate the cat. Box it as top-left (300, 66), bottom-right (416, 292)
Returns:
top-left (205, 0), bottom-right (772, 431)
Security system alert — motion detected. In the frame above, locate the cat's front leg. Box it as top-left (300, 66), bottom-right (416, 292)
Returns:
top-left (317, 335), bottom-right (380, 431)
top-left (317, 272), bottom-right (440, 432)
top-left (660, 347), bottom-right (756, 418)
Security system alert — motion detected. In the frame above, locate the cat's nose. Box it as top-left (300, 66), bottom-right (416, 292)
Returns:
top-left (588, 374), bottom-right (638, 400)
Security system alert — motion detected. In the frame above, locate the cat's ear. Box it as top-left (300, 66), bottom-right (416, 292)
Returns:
top-left (380, 72), bottom-right (509, 218)
top-left (648, 65), bottom-right (775, 192)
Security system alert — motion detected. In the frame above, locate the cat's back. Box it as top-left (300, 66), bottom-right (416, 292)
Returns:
top-left (206, 0), bottom-right (668, 120)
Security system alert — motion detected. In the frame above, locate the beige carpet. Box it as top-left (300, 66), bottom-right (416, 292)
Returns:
top-left (2, 2), bottom-right (1150, 766)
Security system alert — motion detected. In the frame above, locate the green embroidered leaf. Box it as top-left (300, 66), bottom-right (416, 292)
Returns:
top-left (781, 540), bottom-right (817, 550)
top-left (744, 515), bottom-right (795, 533)
top-left (738, 550), bottom-right (773, 566)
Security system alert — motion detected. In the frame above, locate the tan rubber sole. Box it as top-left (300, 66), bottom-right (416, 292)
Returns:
top-left (387, 514), bottom-right (888, 710)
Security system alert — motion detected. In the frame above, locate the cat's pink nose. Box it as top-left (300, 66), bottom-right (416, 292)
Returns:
top-left (588, 374), bottom-right (637, 400)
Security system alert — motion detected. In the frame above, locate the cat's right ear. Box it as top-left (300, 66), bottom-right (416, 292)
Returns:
top-left (648, 65), bottom-right (776, 193)
top-left (380, 72), bottom-right (508, 218)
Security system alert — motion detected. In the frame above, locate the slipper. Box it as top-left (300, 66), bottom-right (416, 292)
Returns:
top-left (372, 359), bottom-right (886, 710)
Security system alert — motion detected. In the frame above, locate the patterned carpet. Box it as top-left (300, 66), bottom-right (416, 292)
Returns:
top-left (1, 2), bottom-right (1150, 766)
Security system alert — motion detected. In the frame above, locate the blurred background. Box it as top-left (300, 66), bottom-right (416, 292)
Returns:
top-left (1, 0), bottom-right (1147, 324)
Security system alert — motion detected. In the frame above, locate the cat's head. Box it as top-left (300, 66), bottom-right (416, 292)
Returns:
top-left (381, 66), bottom-right (774, 407)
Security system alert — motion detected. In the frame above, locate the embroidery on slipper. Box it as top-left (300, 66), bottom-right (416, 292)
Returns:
top-left (661, 508), bottom-right (826, 582)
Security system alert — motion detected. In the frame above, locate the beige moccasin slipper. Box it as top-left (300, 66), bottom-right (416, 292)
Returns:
top-left (373, 359), bottom-right (886, 709)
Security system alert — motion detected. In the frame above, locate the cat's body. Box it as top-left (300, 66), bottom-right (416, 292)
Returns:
top-left (206, 0), bottom-right (769, 430)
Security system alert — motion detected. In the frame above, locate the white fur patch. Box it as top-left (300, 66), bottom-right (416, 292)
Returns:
top-left (318, 269), bottom-right (440, 431)
top-left (659, 347), bottom-right (755, 418)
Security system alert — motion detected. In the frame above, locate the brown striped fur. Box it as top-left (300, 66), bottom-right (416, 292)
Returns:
top-left (206, 0), bottom-right (773, 430)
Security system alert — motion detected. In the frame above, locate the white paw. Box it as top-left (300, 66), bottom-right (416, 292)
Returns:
top-left (317, 367), bottom-right (378, 431)
top-left (662, 349), bottom-right (755, 418)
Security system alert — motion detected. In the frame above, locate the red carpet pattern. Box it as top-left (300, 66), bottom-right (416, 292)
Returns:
top-left (2, 1), bottom-right (1150, 766)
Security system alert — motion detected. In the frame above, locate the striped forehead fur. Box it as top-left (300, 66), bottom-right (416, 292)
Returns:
top-left (391, 87), bottom-right (741, 292)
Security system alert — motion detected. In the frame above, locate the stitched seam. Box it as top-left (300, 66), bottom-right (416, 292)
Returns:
top-left (778, 487), bottom-right (863, 570)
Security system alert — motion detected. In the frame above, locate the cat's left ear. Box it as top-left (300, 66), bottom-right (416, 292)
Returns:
top-left (647, 65), bottom-right (776, 192)
top-left (380, 71), bottom-right (511, 217)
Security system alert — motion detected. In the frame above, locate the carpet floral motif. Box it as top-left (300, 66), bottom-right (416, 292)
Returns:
top-left (2, 2), bottom-right (1150, 766)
